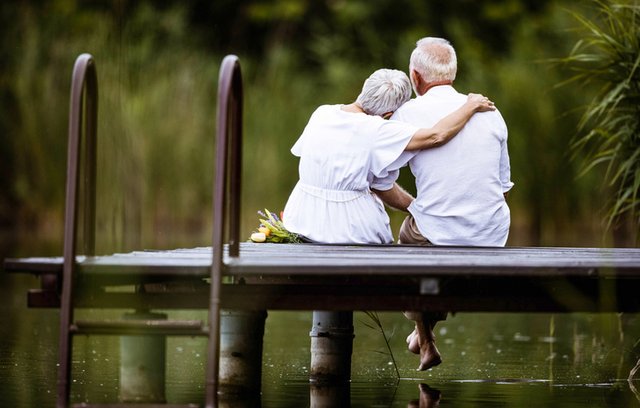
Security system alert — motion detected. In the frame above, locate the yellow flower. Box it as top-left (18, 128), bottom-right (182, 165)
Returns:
top-left (248, 209), bottom-right (303, 243)
top-left (258, 226), bottom-right (271, 236)
top-left (250, 232), bottom-right (266, 243)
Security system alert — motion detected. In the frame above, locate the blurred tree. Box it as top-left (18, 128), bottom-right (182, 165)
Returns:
top-left (0, 0), bottom-right (633, 247)
top-left (0, 2), bottom-right (19, 228)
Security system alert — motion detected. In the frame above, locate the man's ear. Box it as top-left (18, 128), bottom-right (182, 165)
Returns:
top-left (410, 69), bottom-right (425, 95)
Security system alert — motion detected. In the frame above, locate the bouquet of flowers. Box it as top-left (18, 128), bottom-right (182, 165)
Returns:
top-left (249, 209), bottom-right (304, 243)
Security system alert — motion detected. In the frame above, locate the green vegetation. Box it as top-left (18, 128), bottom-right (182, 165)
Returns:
top-left (362, 311), bottom-right (400, 379)
top-left (0, 0), bottom-right (637, 251)
top-left (558, 0), bottom-right (640, 241)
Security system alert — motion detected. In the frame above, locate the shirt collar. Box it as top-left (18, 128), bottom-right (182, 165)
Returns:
top-left (423, 84), bottom-right (456, 97)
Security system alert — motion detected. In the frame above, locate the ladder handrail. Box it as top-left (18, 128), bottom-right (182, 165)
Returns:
top-left (57, 53), bottom-right (98, 408)
top-left (54, 52), bottom-right (242, 407)
top-left (207, 54), bottom-right (243, 407)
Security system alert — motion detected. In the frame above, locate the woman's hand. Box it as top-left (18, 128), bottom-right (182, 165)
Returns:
top-left (467, 93), bottom-right (496, 112)
top-left (407, 92), bottom-right (496, 150)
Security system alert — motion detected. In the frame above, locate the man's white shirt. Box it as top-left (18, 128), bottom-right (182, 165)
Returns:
top-left (388, 85), bottom-right (514, 246)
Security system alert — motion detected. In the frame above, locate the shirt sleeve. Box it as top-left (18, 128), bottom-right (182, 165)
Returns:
top-left (497, 116), bottom-right (514, 192)
top-left (369, 118), bottom-right (419, 177)
top-left (500, 138), bottom-right (514, 193)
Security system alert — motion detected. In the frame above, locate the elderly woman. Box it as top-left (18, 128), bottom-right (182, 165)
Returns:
top-left (282, 68), bottom-right (494, 243)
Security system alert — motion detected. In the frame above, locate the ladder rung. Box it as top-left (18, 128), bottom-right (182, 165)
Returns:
top-left (70, 319), bottom-right (208, 336)
top-left (72, 404), bottom-right (200, 408)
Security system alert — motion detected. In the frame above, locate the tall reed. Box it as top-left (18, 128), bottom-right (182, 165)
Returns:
top-left (558, 0), bottom-right (640, 239)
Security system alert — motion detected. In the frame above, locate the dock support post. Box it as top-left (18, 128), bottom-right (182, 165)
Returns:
top-left (309, 311), bottom-right (354, 383)
top-left (119, 311), bottom-right (167, 403)
top-left (219, 309), bottom-right (268, 394)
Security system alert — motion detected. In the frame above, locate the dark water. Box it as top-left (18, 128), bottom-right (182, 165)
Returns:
top-left (1, 241), bottom-right (640, 407)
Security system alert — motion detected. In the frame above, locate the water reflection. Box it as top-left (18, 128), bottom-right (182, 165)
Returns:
top-left (407, 383), bottom-right (441, 408)
top-left (309, 383), bottom-right (350, 407)
top-left (210, 377), bottom-right (640, 407)
top-left (218, 392), bottom-right (262, 408)
top-left (262, 378), bottom-right (640, 407)
top-left (630, 359), bottom-right (640, 403)
top-left (2, 264), bottom-right (640, 407)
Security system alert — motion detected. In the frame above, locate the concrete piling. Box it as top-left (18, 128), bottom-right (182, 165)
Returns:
top-left (219, 309), bottom-right (268, 394)
top-left (309, 311), bottom-right (354, 384)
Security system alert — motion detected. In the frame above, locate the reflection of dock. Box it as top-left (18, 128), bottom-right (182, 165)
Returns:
top-left (4, 54), bottom-right (640, 407)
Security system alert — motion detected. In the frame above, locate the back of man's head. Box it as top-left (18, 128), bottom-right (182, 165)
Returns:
top-left (410, 37), bottom-right (457, 84)
top-left (356, 68), bottom-right (412, 116)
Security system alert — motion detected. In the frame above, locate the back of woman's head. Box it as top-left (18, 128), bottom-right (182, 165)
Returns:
top-left (356, 69), bottom-right (412, 116)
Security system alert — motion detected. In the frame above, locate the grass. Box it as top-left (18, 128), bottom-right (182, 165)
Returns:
top-left (362, 311), bottom-right (401, 379)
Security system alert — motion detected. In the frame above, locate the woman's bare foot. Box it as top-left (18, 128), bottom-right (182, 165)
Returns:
top-left (407, 328), bottom-right (420, 354)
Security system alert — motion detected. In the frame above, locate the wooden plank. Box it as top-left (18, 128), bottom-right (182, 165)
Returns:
top-left (6, 243), bottom-right (640, 279)
top-left (72, 404), bottom-right (198, 408)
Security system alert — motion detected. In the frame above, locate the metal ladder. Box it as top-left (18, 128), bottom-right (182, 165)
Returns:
top-left (56, 53), bottom-right (243, 408)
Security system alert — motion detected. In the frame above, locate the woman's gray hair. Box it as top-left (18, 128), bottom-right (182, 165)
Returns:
top-left (410, 37), bottom-right (457, 83)
top-left (355, 69), bottom-right (412, 116)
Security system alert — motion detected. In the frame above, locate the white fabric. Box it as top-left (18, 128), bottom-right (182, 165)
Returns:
top-left (390, 85), bottom-right (514, 246)
top-left (283, 104), bottom-right (418, 244)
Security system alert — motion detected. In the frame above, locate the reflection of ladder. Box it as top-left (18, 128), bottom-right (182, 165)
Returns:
top-left (56, 53), bottom-right (243, 407)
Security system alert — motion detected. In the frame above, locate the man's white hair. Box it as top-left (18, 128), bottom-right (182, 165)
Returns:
top-left (410, 37), bottom-right (457, 83)
top-left (356, 69), bottom-right (412, 116)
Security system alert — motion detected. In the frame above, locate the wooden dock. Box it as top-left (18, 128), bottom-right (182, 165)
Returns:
top-left (6, 243), bottom-right (640, 313)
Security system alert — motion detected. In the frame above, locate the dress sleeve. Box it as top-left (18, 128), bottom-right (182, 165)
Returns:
top-left (291, 107), bottom-right (321, 157)
top-left (291, 135), bottom-right (304, 157)
top-left (369, 118), bottom-right (419, 177)
top-left (370, 169), bottom-right (400, 191)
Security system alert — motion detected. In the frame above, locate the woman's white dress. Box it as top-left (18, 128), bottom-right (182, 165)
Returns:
top-left (282, 104), bottom-right (418, 244)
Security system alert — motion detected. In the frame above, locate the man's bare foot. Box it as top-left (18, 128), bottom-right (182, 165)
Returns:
top-left (407, 383), bottom-right (442, 408)
top-left (407, 328), bottom-right (420, 354)
top-left (417, 340), bottom-right (442, 371)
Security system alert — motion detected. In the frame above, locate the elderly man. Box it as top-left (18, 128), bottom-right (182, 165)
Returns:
top-left (389, 37), bottom-right (514, 371)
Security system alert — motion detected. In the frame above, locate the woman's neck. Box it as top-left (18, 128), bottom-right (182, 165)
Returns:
top-left (341, 103), bottom-right (365, 114)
